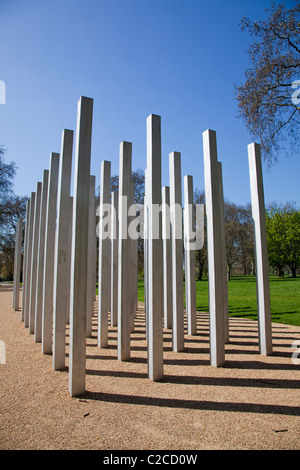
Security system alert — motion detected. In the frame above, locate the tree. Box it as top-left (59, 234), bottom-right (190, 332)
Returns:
top-left (110, 168), bottom-right (145, 204)
top-left (236, 204), bottom-right (255, 275)
top-left (0, 146), bottom-right (16, 218)
top-left (194, 188), bottom-right (207, 280)
top-left (0, 194), bottom-right (28, 280)
top-left (285, 209), bottom-right (300, 277)
top-left (0, 147), bottom-right (28, 279)
top-left (193, 191), bottom-right (255, 280)
top-left (266, 202), bottom-right (300, 277)
top-left (224, 201), bottom-right (241, 280)
top-left (222, 201), bottom-right (255, 279)
top-left (235, 2), bottom-right (300, 166)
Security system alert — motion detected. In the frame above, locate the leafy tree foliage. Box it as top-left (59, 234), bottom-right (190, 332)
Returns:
top-left (0, 147), bottom-right (27, 279)
top-left (266, 202), bottom-right (300, 277)
top-left (235, 2), bottom-right (300, 165)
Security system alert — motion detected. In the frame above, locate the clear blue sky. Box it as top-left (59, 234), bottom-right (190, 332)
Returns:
top-left (0, 0), bottom-right (299, 207)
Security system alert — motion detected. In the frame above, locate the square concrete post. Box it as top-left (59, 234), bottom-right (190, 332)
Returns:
top-left (131, 235), bottom-right (138, 330)
top-left (203, 129), bottom-right (225, 367)
top-left (162, 186), bottom-right (172, 329)
top-left (184, 175), bottom-right (197, 336)
top-left (69, 96), bottom-right (93, 397)
top-left (98, 160), bottom-right (111, 348)
top-left (129, 180), bottom-right (138, 333)
top-left (86, 174), bottom-right (96, 337)
top-left (118, 141), bottom-right (132, 361)
top-left (29, 181), bottom-right (42, 334)
top-left (217, 162), bottom-right (229, 344)
top-left (132, 237), bottom-right (138, 318)
top-left (41, 153), bottom-right (60, 354)
top-left (21, 199), bottom-right (30, 321)
top-left (53, 129), bottom-right (73, 369)
top-left (34, 169), bottom-right (49, 342)
top-left (66, 196), bottom-right (73, 325)
top-left (13, 217), bottom-right (23, 311)
top-left (146, 114), bottom-right (164, 380)
top-left (144, 168), bottom-right (149, 340)
top-left (248, 143), bottom-right (272, 356)
top-left (24, 192), bottom-right (35, 328)
top-left (169, 151), bottom-right (184, 352)
top-left (110, 190), bottom-right (119, 327)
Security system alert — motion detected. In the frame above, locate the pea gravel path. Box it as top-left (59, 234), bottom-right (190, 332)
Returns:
top-left (1, 283), bottom-right (299, 450)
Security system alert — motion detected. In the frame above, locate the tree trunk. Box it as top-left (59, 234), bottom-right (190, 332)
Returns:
top-left (279, 267), bottom-right (284, 278)
top-left (251, 260), bottom-right (255, 276)
top-left (197, 260), bottom-right (204, 281)
top-left (196, 250), bottom-right (205, 281)
top-left (291, 266), bottom-right (296, 278)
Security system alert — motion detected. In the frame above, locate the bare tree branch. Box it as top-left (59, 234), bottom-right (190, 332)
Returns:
top-left (235, 2), bottom-right (300, 165)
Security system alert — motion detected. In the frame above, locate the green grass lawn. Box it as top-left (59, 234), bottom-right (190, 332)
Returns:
top-left (138, 275), bottom-right (300, 327)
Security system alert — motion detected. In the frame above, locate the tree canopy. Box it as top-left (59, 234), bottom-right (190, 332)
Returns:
top-left (235, 2), bottom-right (300, 166)
top-left (266, 202), bottom-right (300, 277)
top-left (0, 146), bottom-right (16, 206)
top-left (110, 168), bottom-right (145, 204)
top-left (0, 147), bottom-right (28, 279)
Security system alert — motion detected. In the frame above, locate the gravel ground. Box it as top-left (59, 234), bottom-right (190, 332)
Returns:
top-left (0, 283), bottom-right (300, 451)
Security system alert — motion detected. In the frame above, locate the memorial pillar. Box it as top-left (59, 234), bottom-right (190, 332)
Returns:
top-left (29, 181), bottom-right (42, 334)
top-left (86, 174), bottom-right (96, 337)
top-left (117, 141), bottom-right (132, 361)
top-left (248, 143), bottom-right (272, 356)
top-left (53, 129), bottom-right (73, 369)
top-left (217, 162), bottom-right (229, 343)
top-left (144, 168), bottom-right (149, 340)
top-left (162, 186), bottom-right (172, 329)
top-left (69, 96), bottom-right (93, 397)
top-left (147, 114), bottom-right (164, 380)
top-left (98, 160), bottom-right (111, 348)
top-left (130, 235), bottom-right (138, 331)
top-left (34, 169), bottom-right (49, 342)
top-left (169, 151), bottom-right (184, 352)
top-left (24, 192), bottom-right (35, 328)
top-left (110, 190), bottom-right (119, 327)
top-left (13, 217), bottom-right (23, 311)
top-left (66, 195), bottom-right (73, 325)
top-left (184, 175), bottom-right (197, 336)
top-left (129, 181), bottom-right (138, 333)
top-left (21, 199), bottom-right (30, 321)
top-left (41, 153), bottom-right (60, 354)
top-left (203, 129), bottom-right (225, 367)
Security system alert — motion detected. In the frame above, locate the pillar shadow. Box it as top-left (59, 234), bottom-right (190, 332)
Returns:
top-left (224, 359), bottom-right (299, 371)
top-left (163, 373), bottom-right (300, 389)
top-left (84, 304), bottom-right (300, 378)
top-left (86, 369), bottom-right (148, 379)
top-left (85, 368), bottom-right (299, 389)
top-left (81, 390), bottom-right (300, 416)
top-left (0, 283), bottom-right (14, 292)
